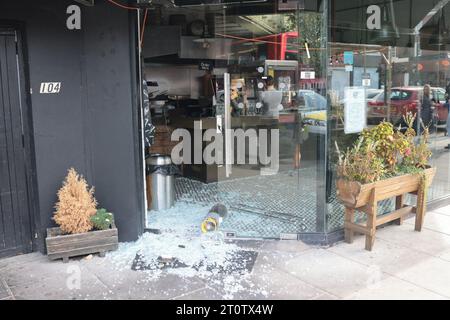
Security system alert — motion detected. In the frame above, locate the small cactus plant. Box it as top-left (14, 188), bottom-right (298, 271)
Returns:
top-left (90, 208), bottom-right (114, 230)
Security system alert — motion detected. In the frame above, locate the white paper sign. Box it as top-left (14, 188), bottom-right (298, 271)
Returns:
top-left (362, 73), bottom-right (371, 87)
top-left (344, 87), bottom-right (367, 134)
top-left (301, 71), bottom-right (315, 80)
top-left (362, 78), bottom-right (371, 87)
top-left (40, 82), bottom-right (61, 94)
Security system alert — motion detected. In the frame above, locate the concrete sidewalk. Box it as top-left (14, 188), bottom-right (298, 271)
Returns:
top-left (1, 206), bottom-right (450, 300)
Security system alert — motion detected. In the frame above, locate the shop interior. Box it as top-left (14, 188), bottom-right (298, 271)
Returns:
top-left (142, 0), bottom-right (327, 239)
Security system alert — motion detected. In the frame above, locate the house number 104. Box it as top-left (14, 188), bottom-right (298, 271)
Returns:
top-left (40, 82), bottom-right (62, 94)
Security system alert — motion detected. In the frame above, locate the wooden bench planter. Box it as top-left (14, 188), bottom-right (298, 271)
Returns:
top-left (46, 224), bottom-right (118, 263)
top-left (336, 167), bottom-right (436, 251)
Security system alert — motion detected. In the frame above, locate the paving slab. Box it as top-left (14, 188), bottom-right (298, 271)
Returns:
top-left (345, 276), bottom-right (447, 300)
top-left (81, 256), bottom-right (150, 289)
top-left (328, 235), bottom-right (431, 276)
top-left (404, 212), bottom-right (450, 235)
top-left (200, 279), bottom-right (269, 300)
top-left (81, 253), bottom-right (209, 300)
top-left (0, 285), bottom-right (11, 300)
top-left (376, 222), bottom-right (450, 262)
top-left (9, 266), bottom-right (107, 300)
top-left (392, 256), bottom-right (450, 298)
top-left (1, 256), bottom-right (88, 288)
top-left (434, 205), bottom-right (450, 216)
top-left (0, 253), bottom-right (47, 271)
top-left (277, 249), bottom-right (389, 299)
top-left (110, 273), bottom-right (206, 300)
top-left (247, 268), bottom-right (337, 300)
top-left (259, 239), bottom-right (312, 254)
top-left (192, 263), bottom-right (335, 300)
top-left (172, 286), bottom-right (223, 300)
top-left (312, 292), bottom-right (340, 300)
top-left (252, 249), bottom-right (307, 273)
top-left (0, 277), bottom-right (13, 299)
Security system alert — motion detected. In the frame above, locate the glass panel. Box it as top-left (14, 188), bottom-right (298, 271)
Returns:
top-left (210, 1), bottom-right (328, 238)
top-left (328, 0), bottom-right (450, 233)
top-left (144, 0), bottom-right (328, 239)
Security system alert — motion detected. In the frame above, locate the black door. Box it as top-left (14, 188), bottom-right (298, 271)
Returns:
top-left (0, 28), bottom-right (33, 258)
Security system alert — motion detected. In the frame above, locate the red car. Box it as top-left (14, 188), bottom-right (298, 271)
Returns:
top-left (368, 87), bottom-right (449, 125)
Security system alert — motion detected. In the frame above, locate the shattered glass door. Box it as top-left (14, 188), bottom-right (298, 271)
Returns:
top-left (210, 1), bottom-right (328, 239)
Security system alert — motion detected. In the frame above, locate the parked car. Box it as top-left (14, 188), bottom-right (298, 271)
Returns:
top-left (339, 89), bottom-right (383, 106)
top-left (368, 86), bottom-right (449, 125)
top-left (296, 90), bottom-right (327, 134)
top-left (366, 89), bottom-right (383, 103)
top-left (297, 90), bottom-right (327, 111)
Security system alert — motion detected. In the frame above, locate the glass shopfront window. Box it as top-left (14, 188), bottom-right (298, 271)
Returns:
top-left (145, 0), bottom-right (450, 241)
top-left (145, 0), bottom-right (328, 240)
top-left (327, 0), bottom-right (450, 232)
top-left (212, 0), bottom-right (329, 237)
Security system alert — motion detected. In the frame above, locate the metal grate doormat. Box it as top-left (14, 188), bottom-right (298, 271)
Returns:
top-left (131, 250), bottom-right (258, 275)
top-left (175, 169), bottom-right (317, 237)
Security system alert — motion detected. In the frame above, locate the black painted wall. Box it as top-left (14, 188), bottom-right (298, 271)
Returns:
top-left (0, 0), bottom-right (144, 252)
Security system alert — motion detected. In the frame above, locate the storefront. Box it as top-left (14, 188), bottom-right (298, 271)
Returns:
top-left (0, 0), bottom-right (145, 257)
top-left (2, 0), bottom-right (450, 258)
top-left (142, 0), bottom-right (329, 242)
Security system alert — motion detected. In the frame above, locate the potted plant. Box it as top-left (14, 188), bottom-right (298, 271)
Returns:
top-left (335, 114), bottom-right (436, 251)
top-left (46, 168), bottom-right (118, 262)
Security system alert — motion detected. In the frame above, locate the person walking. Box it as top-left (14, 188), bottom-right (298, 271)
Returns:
top-left (418, 84), bottom-right (435, 135)
top-left (445, 81), bottom-right (450, 149)
top-left (257, 76), bottom-right (283, 172)
top-left (259, 76), bottom-right (283, 118)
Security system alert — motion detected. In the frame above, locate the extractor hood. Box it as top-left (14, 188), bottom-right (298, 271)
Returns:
top-left (142, 25), bottom-right (232, 60)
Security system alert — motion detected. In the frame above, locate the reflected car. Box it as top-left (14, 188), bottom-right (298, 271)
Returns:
top-left (368, 87), bottom-right (448, 125)
top-left (339, 89), bottom-right (382, 106)
top-left (297, 90), bottom-right (327, 111)
top-left (296, 90), bottom-right (327, 134)
top-left (366, 89), bottom-right (383, 102)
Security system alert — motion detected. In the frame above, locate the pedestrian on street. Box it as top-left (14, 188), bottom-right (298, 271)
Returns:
top-left (445, 86), bottom-right (450, 149)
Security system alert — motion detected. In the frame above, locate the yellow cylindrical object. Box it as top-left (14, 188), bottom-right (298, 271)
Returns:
top-left (201, 204), bottom-right (228, 233)
top-left (201, 217), bottom-right (218, 233)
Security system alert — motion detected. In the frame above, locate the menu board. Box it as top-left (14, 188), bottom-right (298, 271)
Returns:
top-left (344, 87), bottom-right (367, 134)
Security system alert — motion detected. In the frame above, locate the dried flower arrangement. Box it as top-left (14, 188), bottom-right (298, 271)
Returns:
top-left (53, 168), bottom-right (98, 234)
top-left (336, 113), bottom-right (432, 184)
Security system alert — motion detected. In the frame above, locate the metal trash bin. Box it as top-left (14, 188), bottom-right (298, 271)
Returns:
top-left (146, 155), bottom-right (176, 211)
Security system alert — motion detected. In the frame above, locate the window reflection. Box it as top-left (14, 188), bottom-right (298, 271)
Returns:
top-left (328, 0), bottom-right (450, 232)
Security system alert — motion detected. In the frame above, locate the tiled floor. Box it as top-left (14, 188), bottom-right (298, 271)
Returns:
top-left (175, 169), bottom-right (318, 236)
top-left (1, 206), bottom-right (450, 300)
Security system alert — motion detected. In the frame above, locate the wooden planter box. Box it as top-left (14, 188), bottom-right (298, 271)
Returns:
top-left (46, 224), bottom-right (118, 263)
top-left (337, 167), bottom-right (436, 251)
